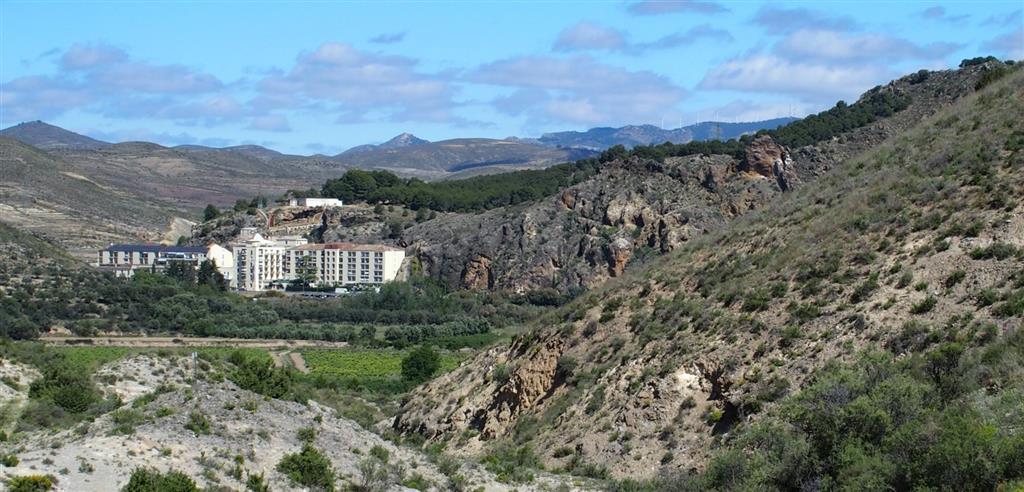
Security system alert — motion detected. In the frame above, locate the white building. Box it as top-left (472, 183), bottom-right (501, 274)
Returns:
top-left (288, 197), bottom-right (344, 208)
top-left (289, 243), bottom-right (405, 286)
top-left (232, 233), bottom-right (308, 291)
top-left (206, 244), bottom-right (236, 288)
top-left (97, 243), bottom-right (233, 282)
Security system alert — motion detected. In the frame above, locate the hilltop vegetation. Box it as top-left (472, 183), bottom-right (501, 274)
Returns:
top-left (315, 88), bottom-right (911, 214)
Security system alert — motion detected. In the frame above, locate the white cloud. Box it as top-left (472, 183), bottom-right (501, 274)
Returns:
top-left (471, 55), bottom-right (686, 125)
top-left (983, 27), bottom-right (1024, 59)
top-left (699, 53), bottom-right (890, 101)
top-left (258, 42), bottom-right (459, 123)
top-left (775, 30), bottom-right (961, 63)
top-left (553, 22), bottom-right (732, 54)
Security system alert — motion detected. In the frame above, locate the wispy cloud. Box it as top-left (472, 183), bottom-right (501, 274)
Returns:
top-left (258, 42), bottom-right (462, 124)
top-left (553, 22), bottom-right (731, 55)
top-left (369, 32), bottom-right (406, 44)
top-left (627, 0), bottom-right (728, 16)
top-left (775, 30), bottom-right (962, 63)
top-left (751, 6), bottom-right (860, 35)
top-left (919, 6), bottom-right (970, 23)
top-left (471, 55), bottom-right (687, 125)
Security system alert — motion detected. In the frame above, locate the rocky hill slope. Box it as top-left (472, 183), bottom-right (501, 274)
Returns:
top-left (399, 64), bottom-right (999, 293)
top-left (392, 64), bottom-right (1024, 481)
top-left (0, 137), bottom-right (189, 255)
top-left (0, 354), bottom-right (585, 491)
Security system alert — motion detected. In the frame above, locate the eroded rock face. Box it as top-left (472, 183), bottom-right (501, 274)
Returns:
top-left (403, 153), bottom-right (791, 293)
top-left (462, 255), bottom-right (494, 290)
top-left (741, 135), bottom-right (788, 178)
top-left (605, 237), bottom-right (633, 277)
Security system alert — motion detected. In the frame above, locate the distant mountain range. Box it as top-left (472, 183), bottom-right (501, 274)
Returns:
top-left (341, 132), bottom-right (430, 155)
top-left (1, 118), bottom-right (796, 173)
top-left (536, 117), bottom-right (798, 150)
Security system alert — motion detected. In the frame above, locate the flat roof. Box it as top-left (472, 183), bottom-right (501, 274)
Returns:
top-left (291, 242), bottom-right (404, 252)
top-left (105, 244), bottom-right (208, 254)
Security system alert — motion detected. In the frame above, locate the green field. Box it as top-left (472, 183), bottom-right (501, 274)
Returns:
top-left (302, 349), bottom-right (462, 378)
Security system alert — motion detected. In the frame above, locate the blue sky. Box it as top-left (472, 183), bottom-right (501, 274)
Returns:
top-left (2, 1), bottom-right (1021, 154)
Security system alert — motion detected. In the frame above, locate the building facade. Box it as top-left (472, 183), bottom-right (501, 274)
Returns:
top-left (97, 244), bottom-right (232, 280)
top-left (232, 232), bottom-right (308, 291)
top-left (287, 197), bottom-right (344, 208)
top-left (288, 243), bottom-right (405, 286)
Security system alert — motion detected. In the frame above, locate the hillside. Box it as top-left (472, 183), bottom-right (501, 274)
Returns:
top-left (392, 63), bottom-right (1024, 487)
top-left (538, 118), bottom-right (797, 150)
top-left (341, 132), bottom-right (430, 154)
top-left (0, 137), bottom-right (189, 255)
top-left (330, 137), bottom-right (596, 179)
top-left (51, 142), bottom-right (340, 209)
top-left (399, 64), bottom-right (991, 293)
top-left (0, 121), bottom-right (110, 150)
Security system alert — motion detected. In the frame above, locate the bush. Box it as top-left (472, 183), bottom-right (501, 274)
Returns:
top-left (229, 351), bottom-right (294, 399)
top-left (28, 362), bottom-right (99, 413)
top-left (1, 453), bottom-right (18, 466)
top-left (276, 444), bottom-right (335, 491)
top-left (8, 475), bottom-right (54, 492)
top-left (120, 468), bottom-right (199, 492)
top-left (400, 346), bottom-right (441, 384)
top-left (911, 296), bottom-right (938, 314)
top-left (482, 445), bottom-right (540, 484)
top-left (184, 412), bottom-right (210, 436)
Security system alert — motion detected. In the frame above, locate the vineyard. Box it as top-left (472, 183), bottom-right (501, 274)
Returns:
top-left (302, 349), bottom-right (461, 378)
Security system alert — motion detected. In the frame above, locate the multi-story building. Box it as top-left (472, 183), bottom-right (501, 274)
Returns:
top-left (288, 243), bottom-right (405, 286)
top-left (232, 232), bottom-right (308, 291)
top-left (97, 243), bottom-right (234, 283)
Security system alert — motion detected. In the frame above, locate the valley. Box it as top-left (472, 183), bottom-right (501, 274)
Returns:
top-left (1, 49), bottom-right (1022, 492)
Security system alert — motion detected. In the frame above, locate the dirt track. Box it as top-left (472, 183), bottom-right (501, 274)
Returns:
top-left (39, 336), bottom-right (348, 349)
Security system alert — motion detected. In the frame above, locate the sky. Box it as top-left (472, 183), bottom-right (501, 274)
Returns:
top-left (1, 1), bottom-right (1022, 154)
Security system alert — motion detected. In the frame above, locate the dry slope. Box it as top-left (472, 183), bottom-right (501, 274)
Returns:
top-left (393, 66), bottom-right (1024, 478)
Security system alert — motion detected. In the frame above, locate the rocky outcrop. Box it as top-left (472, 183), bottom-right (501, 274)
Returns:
top-left (738, 134), bottom-right (800, 191)
top-left (462, 255), bottom-right (494, 290)
top-left (605, 237), bottom-right (632, 277)
top-left (402, 153), bottom-right (789, 293)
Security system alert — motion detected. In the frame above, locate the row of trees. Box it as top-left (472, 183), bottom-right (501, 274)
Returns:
top-left (310, 91), bottom-right (911, 214)
top-left (320, 159), bottom-right (602, 212)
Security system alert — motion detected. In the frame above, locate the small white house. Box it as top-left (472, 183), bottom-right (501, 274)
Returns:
top-left (288, 197), bottom-right (343, 208)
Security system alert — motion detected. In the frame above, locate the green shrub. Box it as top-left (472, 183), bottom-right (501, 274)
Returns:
top-left (277, 444), bottom-right (335, 491)
top-left (969, 243), bottom-right (1019, 260)
top-left (1, 454), bottom-right (19, 466)
top-left (482, 445), bottom-right (540, 484)
top-left (28, 362), bottom-right (99, 413)
top-left (245, 472), bottom-right (269, 492)
top-left (120, 468), bottom-right (198, 492)
top-left (8, 475), bottom-right (54, 492)
top-left (911, 296), bottom-right (938, 314)
top-left (944, 270), bottom-right (967, 288)
top-left (229, 351), bottom-right (294, 399)
top-left (184, 412), bottom-right (210, 436)
top-left (400, 346), bottom-right (441, 384)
